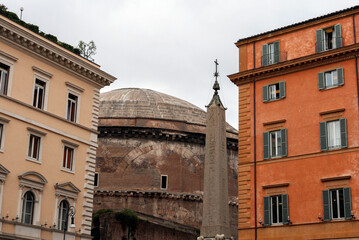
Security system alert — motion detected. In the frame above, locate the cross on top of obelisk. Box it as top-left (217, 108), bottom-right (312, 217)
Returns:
top-left (213, 59), bottom-right (220, 95)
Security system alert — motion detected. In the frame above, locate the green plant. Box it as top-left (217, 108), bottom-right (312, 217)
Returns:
top-left (115, 209), bottom-right (138, 240)
top-left (92, 208), bottom-right (114, 226)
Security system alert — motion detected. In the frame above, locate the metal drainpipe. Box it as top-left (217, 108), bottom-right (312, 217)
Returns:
top-left (253, 41), bottom-right (258, 240)
top-left (353, 14), bottom-right (359, 110)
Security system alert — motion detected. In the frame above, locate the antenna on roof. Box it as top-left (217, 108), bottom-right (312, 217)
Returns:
top-left (20, 7), bottom-right (24, 20)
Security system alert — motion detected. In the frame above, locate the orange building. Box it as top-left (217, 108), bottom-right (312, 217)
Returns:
top-left (229, 6), bottom-right (359, 240)
top-left (0, 12), bottom-right (115, 240)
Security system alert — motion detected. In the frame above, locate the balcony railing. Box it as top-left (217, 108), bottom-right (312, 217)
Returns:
top-left (316, 37), bottom-right (343, 53)
top-left (261, 52), bottom-right (287, 67)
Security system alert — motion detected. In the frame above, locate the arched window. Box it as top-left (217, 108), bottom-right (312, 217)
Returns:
top-left (22, 191), bottom-right (34, 224)
top-left (58, 200), bottom-right (69, 230)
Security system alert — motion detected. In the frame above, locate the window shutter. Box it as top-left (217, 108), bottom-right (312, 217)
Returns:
top-left (344, 187), bottom-right (352, 219)
top-left (263, 132), bottom-right (270, 159)
top-left (263, 196), bottom-right (271, 226)
top-left (316, 29), bottom-right (324, 52)
top-left (281, 128), bottom-right (287, 157)
top-left (319, 122), bottom-right (328, 151)
top-left (279, 81), bottom-right (286, 99)
top-left (318, 72), bottom-right (325, 90)
top-left (337, 68), bottom-right (344, 86)
top-left (263, 85), bottom-right (269, 102)
top-left (340, 118), bottom-right (347, 148)
top-left (274, 41), bottom-right (280, 64)
top-left (322, 190), bottom-right (331, 221)
top-left (262, 44), bottom-right (269, 66)
top-left (282, 194), bottom-right (289, 224)
top-left (334, 24), bottom-right (342, 48)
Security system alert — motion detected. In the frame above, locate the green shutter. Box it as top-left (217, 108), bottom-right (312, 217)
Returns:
top-left (279, 81), bottom-right (286, 99)
top-left (340, 118), bottom-right (347, 148)
top-left (263, 85), bottom-right (269, 102)
top-left (274, 41), bottom-right (280, 63)
top-left (320, 122), bottom-right (328, 151)
top-left (264, 196), bottom-right (271, 226)
top-left (344, 188), bottom-right (352, 219)
top-left (262, 44), bottom-right (269, 66)
top-left (282, 194), bottom-right (289, 224)
top-left (263, 132), bottom-right (270, 159)
top-left (337, 68), bottom-right (344, 86)
top-left (318, 72), bottom-right (325, 90)
top-left (316, 29), bottom-right (324, 52)
top-left (281, 129), bottom-right (287, 157)
top-left (322, 190), bottom-right (331, 221)
top-left (334, 24), bottom-right (342, 48)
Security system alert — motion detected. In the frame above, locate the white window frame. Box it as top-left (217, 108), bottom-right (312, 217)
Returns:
top-left (160, 175), bottom-right (168, 190)
top-left (270, 195), bottom-right (283, 225)
top-left (26, 128), bottom-right (46, 164)
top-left (330, 188), bottom-right (345, 220)
top-left (323, 27), bottom-right (336, 51)
top-left (324, 70), bottom-right (338, 89)
top-left (32, 74), bottom-right (50, 111)
top-left (327, 120), bottom-right (341, 150)
top-left (0, 117), bottom-right (9, 153)
top-left (269, 130), bottom-right (281, 158)
top-left (0, 50), bottom-right (17, 97)
top-left (268, 42), bottom-right (275, 65)
top-left (65, 84), bottom-right (83, 123)
top-left (61, 140), bottom-right (78, 173)
top-left (268, 83), bottom-right (280, 101)
top-left (21, 190), bottom-right (35, 224)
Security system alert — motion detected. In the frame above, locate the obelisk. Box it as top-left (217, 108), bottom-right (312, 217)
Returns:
top-left (199, 60), bottom-right (231, 239)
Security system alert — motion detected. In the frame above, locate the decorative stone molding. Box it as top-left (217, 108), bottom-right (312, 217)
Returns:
top-left (18, 171), bottom-right (47, 191)
top-left (0, 16), bottom-right (116, 87)
top-left (54, 182), bottom-right (81, 199)
top-left (32, 66), bottom-right (53, 78)
top-left (0, 164), bottom-right (9, 182)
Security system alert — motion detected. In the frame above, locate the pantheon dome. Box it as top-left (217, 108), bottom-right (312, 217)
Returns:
top-left (93, 88), bottom-right (238, 240)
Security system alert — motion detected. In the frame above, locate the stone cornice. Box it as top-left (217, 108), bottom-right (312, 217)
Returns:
top-left (229, 44), bottom-right (359, 86)
top-left (0, 16), bottom-right (116, 88)
top-left (98, 126), bottom-right (238, 150)
top-left (95, 190), bottom-right (239, 206)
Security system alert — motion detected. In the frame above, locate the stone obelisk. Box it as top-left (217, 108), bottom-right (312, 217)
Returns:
top-left (199, 60), bottom-right (231, 239)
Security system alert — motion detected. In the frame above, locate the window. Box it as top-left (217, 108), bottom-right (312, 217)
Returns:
top-left (262, 41), bottom-right (280, 66)
top-left (318, 68), bottom-right (344, 90)
top-left (0, 123), bottom-right (3, 151)
top-left (263, 129), bottom-right (287, 159)
top-left (320, 119), bottom-right (347, 151)
top-left (67, 93), bottom-right (78, 122)
top-left (27, 134), bottom-right (41, 161)
top-left (32, 79), bottom-right (46, 109)
top-left (22, 191), bottom-right (35, 224)
top-left (63, 146), bottom-right (74, 171)
top-left (322, 188), bottom-right (352, 221)
top-left (264, 194), bottom-right (289, 226)
top-left (263, 82), bottom-right (285, 102)
top-left (161, 175), bottom-right (168, 190)
top-left (94, 172), bottom-right (99, 187)
top-left (316, 24), bottom-right (342, 52)
top-left (0, 64), bottom-right (9, 95)
top-left (58, 200), bottom-right (69, 230)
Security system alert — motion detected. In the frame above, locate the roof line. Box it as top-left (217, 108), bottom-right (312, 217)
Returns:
top-left (237, 5), bottom-right (359, 43)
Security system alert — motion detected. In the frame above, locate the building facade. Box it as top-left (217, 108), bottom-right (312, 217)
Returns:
top-left (229, 6), bottom-right (359, 240)
top-left (0, 15), bottom-right (115, 239)
top-left (93, 88), bottom-right (239, 239)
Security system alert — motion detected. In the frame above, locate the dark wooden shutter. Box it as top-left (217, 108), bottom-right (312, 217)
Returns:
top-left (337, 68), bottom-right (344, 86)
top-left (263, 132), bottom-right (270, 159)
top-left (264, 196), bottom-right (271, 226)
top-left (318, 72), bottom-right (325, 90)
top-left (263, 85), bottom-right (269, 102)
top-left (344, 188), bottom-right (352, 219)
top-left (279, 81), bottom-right (286, 99)
top-left (340, 118), bottom-right (347, 148)
top-left (334, 24), bottom-right (342, 48)
top-left (262, 44), bottom-right (269, 66)
top-left (319, 122), bottom-right (328, 151)
top-left (316, 29), bottom-right (324, 52)
top-left (322, 190), bottom-right (331, 221)
top-left (274, 41), bottom-right (280, 63)
top-left (282, 194), bottom-right (289, 224)
top-left (281, 129), bottom-right (287, 157)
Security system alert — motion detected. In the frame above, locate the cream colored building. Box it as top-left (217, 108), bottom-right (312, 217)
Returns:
top-left (0, 15), bottom-right (115, 239)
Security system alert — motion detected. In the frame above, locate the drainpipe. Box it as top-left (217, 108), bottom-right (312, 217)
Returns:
top-left (353, 14), bottom-right (359, 109)
top-left (253, 41), bottom-right (258, 240)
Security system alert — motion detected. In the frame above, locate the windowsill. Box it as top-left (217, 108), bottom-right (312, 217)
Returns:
top-left (264, 98), bottom-right (284, 103)
top-left (320, 85), bottom-right (343, 91)
top-left (61, 168), bottom-right (75, 174)
top-left (271, 223), bottom-right (284, 226)
top-left (269, 156), bottom-right (283, 160)
top-left (0, 149), bottom-right (3, 153)
top-left (25, 157), bottom-right (41, 164)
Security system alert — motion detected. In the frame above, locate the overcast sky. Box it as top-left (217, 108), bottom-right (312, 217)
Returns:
top-left (2, 0), bottom-right (359, 128)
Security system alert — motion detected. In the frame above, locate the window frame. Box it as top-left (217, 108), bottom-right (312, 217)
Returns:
top-left (263, 128), bottom-right (287, 160)
top-left (320, 118), bottom-right (347, 151)
top-left (263, 81), bottom-right (286, 102)
top-left (61, 140), bottom-right (78, 173)
top-left (323, 187), bottom-right (352, 221)
top-left (0, 117), bottom-right (9, 153)
top-left (262, 41), bottom-right (280, 66)
top-left (0, 50), bottom-right (17, 97)
top-left (58, 199), bottom-right (70, 231)
top-left (264, 194), bottom-right (289, 226)
top-left (160, 175), bottom-right (168, 190)
top-left (26, 128), bottom-right (46, 163)
top-left (316, 24), bottom-right (342, 53)
top-left (66, 85), bottom-right (82, 123)
top-left (21, 191), bottom-right (35, 225)
top-left (94, 172), bottom-right (99, 187)
top-left (318, 68), bottom-right (344, 90)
